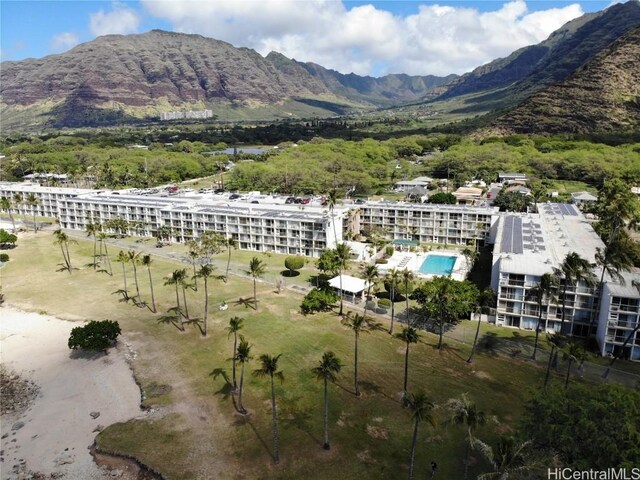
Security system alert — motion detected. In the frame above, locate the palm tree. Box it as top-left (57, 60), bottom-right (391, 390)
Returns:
top-left (449, 393), bottom-right (486, 480)
top-left (553, 252), bottom-right (597, 335)
top-left (467, 287), bottom-right (496, 364)
top-left (461, 246), bottom-right (479, 275)
top-left (25, 193), bottom-right (39, 233)
top-left (116, 250), bottom-right (130, 296)
top-left (401, 268), bottom-right (415, 324)
top-left (361, 264), bottom-right (379, 316)
top-left (224, 236), bottom-right (237, 283)
top-left (235, 335), bottom-right (252, 415)
top-left (525, 273), bottom-right (557, 361)
top-left (52, 229), bottom-right (75, 273)
top-left (1, 196), bottom-right (16, 233)
top-left (85, 222), bottom-right (100, 270)
top-left (141, 254), bottom-right (156, 313)
top-left (544, 334), bottom-right (565, 388)
top-left (97, 232), bottom-right (113, 276)
top-left (406, 391), bottom-right (436, 480)
top-left (311, 351), bottom-right (343, 450)
top-left (127, 250), bottom-right (142, 303)
top-left (395, 326), bottom-right (420, 404)
top-left (247, 257), bottom-right (266, 309)
top-left (197, 264), bottom-right (222, 337)
top-left (562, 341), bottom-right (585, 389)
top-left (386, 268), bottom-right (401, 334)
top-left (164, 269), bottom-right (187, 331)
top-left (342, 311), bottom-right (380, 397)
top-left (227, 317), bottom-right (244, 390)
top-left (253, 353), bottom-right (284, 465)
top-left (335, 243), bottom-right (352, 316)
top-left (187, 242), bottom-right (200, 291)
top-left (473, 436), bottom-right (538, 480)
top-left (12, 193), bottom-right (23, 217)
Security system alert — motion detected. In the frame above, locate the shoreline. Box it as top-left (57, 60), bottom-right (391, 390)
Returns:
top-left (0, 305), bottom-right (146, 479)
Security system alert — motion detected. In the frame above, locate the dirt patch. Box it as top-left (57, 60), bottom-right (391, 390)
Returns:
top-left (473, 370), bottom-right (494, 381)
top-left (366, 424), bottom-right (389, 440)
top-left (0, 364), bottom-right (40, 415)
top-left (356, 449), bottom-right (378, 464)
top-left (91, 445), bottom-right (160, 479)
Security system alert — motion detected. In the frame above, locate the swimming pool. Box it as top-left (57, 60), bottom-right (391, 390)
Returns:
top-left (418, 255), bottom-right (457, 276)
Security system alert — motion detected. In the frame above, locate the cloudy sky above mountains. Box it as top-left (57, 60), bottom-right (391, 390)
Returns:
top-left (1, 0), bottom-right (623, 76)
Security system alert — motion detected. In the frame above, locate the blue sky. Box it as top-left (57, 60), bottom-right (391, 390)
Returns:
top-left (0, 0), bottom-right (623, 76)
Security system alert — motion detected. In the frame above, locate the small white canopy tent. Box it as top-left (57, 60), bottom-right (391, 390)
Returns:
top-left (328, 275), bottom-right (371, 303)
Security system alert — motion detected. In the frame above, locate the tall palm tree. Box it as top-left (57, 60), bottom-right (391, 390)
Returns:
top-left (197, 264), bottom-right (222, 337)
top-left (187, 241), bottom-right (200, 291)
top-left (449, 393), bottom-right (487, 480)
top-left (164, 269), bottom-right (187, 331)
top-left (311, 351), bottom-right (343, 450)
top-left (401, 269), bottom-right (415, 323)
top-left (473, 436), bottom-right (538, 480)
top-left (247, 257), bottom-right (266, 309)
top-left (52, 229), bottom-right (75, 273)
top-left (224, 237), bottom-right (237, 283)
top-left (467, 287), bottom-right (496, 364)
top-left (334, 242), bottom-right (352, 316)
top-left (116, 250), bottom-right (130, 296)
top-left (395, 326), bottom-right (420, 404)
top-left (97, 232), bottom-right (113, 276)
top-left (227, 317), bottom-right (244, 390)
top-left (12, 193), bottom-right (23, 216)
top-left (361, 264), bottom-right (379, 316)
top-left (461, 246), bottom-right (479, 276)
top-left (127, 250), bottom-right (142, 303)
top-left (254, 353), bottom-right (284, 465)
top-left (553, 252), bottom-right (597, 335)
top-left (235, 335), bottom-right (252, 415)
top-left (544, 334), bottom-right (565, 388)
top-left (1, 196), bottom-right (16, 233)
top-left (25, 193), bottom-right (39, 233)
top-left (141, 254), bottom-right (156, 313)
top-left (562, 341), bottom-right (585, 389)
top-left (85, 222), bottom-right (100, 270)
top-left (341, 311), bottom-right (381, 397)
top-left (386, 268), bottom-right (401, 334)
top-left (525, 273), bottom-right (557, 361)
top-left (406, 391), bottom-right (436, 480)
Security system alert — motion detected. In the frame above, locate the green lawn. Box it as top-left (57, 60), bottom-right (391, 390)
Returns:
top-left (0, 231), bottom-right (612, 479)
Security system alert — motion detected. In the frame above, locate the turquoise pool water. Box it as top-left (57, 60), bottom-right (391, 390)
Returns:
top-left (419, 255), bottom-right (457, 276)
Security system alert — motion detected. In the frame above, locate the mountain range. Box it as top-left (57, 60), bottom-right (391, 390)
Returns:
top-left (1, 1), bottom-right (639, 134)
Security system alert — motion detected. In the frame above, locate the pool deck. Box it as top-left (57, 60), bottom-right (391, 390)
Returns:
top-left (378, 250), bottom-right (467, 281)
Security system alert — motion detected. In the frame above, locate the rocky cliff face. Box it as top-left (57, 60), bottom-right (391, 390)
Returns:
top-left (487, 26), bottom-right (640, 135)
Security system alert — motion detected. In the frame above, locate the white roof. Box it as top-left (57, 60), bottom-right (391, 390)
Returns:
top-left (345, 241), bottom-right (369, 256)
top-left (328, 275), bottom-right (371, 294)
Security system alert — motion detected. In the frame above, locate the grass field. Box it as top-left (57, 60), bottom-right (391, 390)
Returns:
top-left (1, 230), bottom-right (632, 479)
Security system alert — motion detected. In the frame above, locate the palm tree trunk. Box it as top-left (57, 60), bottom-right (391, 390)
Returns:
top-left (585, 272), bottom-right (606, 349)
top-left (338, 272), bottom-right (344, 316)
top-left (32, 208), bottom-right (37, 233)
top-left (121, 263), bottom-right (128, 293)
top-left (59, 244), bottom-right (70, 273)
top-left (147, 266), bottom-right (156, 313)
top-left (409, 418), bottom-right (419, 480)
top-left (403, 342), bottom-right (410, 402)
top-left (532, 306), bottom-right (543, 361)
top-left (389, 286), bottom-right (395, 334)
top-left (354, 332), bottom-right (360, 397)
top-left (544, 345), bottom-right (555, 388)
top-left (405, 280), bottom-right (410, 324)
top-left (323, 377), bottom-right (330, 450)
top-left (92, 235), bottom-right (97, 270)
top-left (132, 262), bottom-right (141, 302)
top-left (238, 363), bottom-right (246, 414)
top-left (232, 334), bottom-right (238, 390)
top-left (65, 244), bottom-right (73, 273)
top-left (181, 286), bottom-right (190, 319)
top-left (103, 242), bottom-right (113, 276)
top-left (466, 313), bottom-right (482, 363)
top-left (203, 277), bottom-right (209, 336)
top-left (174, 284), bottom-right (184, 331)
top-left (564, 357), bottom-right (573, 389)
top-left (225, 247), bottom-right (232, 283)
top-left (253, 277), bottom-right (257, 309)
top-left (560, 284), bottom-right (568, 335)
top-left (192, 263), bottom-right (198, 291)
top-left (270, 376), bottom-right (280, 464)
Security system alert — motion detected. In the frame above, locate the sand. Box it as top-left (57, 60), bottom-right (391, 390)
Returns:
top-left (0, 307), bottom-right (143, 479)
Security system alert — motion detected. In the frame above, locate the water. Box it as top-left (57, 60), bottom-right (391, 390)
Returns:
top-left (419, 255), bottom-right (456, 276)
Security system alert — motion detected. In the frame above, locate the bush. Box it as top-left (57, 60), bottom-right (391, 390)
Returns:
top-left (385, 246), bottom-right (394, 256)
top-left (0, 253), bottom-right (9, 262)
top-left (68, 320), bottom-right (121, 351)
top-left (376, 259), bottom-right (388, 264)
top-left (377, 298), bottom-right (391, 307)
top-left (300, 288), bottom-right (338, 315)
top-left (284, 256), bottom-right (305, 276)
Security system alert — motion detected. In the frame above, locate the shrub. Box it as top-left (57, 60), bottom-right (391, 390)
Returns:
top-left (68, 320), bottom-right (121, 351)
top-left (376, 259), bottom-right (388, 264)
top-left (377, 298), bottom-right (391, 307)
top-left (300, 288), bottom-right (338, 315)
top-left (385, 246), bottom-right (394, 256)
top-left (284, 256), bottom-right (305, 276)
top-left (0, 253), bottom-right (9, 262)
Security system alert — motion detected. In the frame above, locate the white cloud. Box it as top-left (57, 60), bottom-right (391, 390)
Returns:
top-left (90, 3), bottom-right (140, 37)
top-left (50, 32), bottom-right (80, 53)
top-left (141, 0), bottom-right (584, 76)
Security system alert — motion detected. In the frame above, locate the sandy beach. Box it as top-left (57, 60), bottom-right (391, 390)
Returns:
top-left (1, 307), bottom-right (143, 479)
